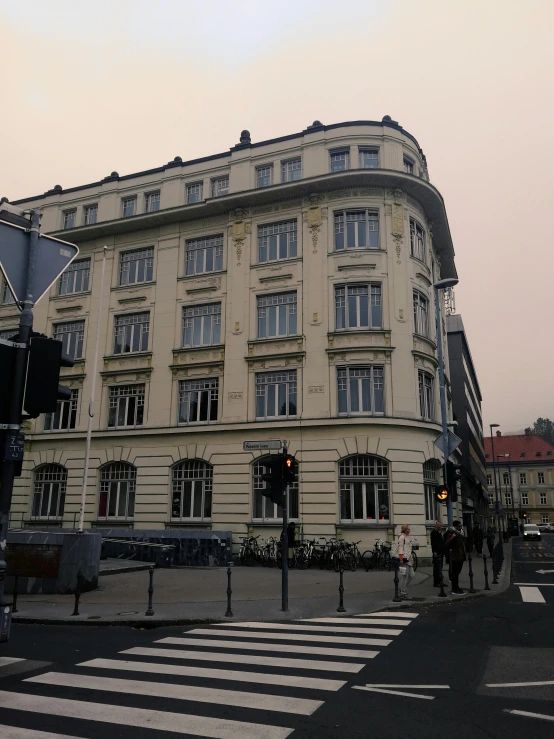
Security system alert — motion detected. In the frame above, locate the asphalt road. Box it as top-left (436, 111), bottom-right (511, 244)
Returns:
top-left (0, 536), bottom-right (553, 739)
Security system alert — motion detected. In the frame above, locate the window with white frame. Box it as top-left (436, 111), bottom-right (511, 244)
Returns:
top-left (253, 456), bottom-right (299, 521)
top-left (32, 464), bottom-right (67, 519)
top-left (108, 384), bottom-right (145, 428)
top-left (538, 472), bottom-right (545, 484)
top-left (410, 218), bottom-right (426, 262)
top-left (334, 209), bottom-right (379, 250)
top-left (502, 471), bottom-right (510, 485)
top-left (487, 474), bottom-right (493, 485)
top-left (1, 279), bottom-right (16, 305)
top-left (185, 235), bottom-right (224, 275)
top-left (114, 312), bottom-right (149, 354)
top-left (424, 461), bottom-right (440, 522)
top-left (171, 460), bottom-right (213, 520)
top-left (520, 472), bottom-right (527, 485)
top-left (403, 156), bottom-right (414, 174)
top-left (145, 191), bottom-right (160, 213)
top-left (418, 370), bottom-right (434, 421)
top-left (504, 491), bottom-right (512, 506)
top-left (257, 292), bottom-right (297, 339)
top-left (413, 290), bottom-right (429, 337)
top-left (59, 258), bottom-right (90, 295)
top-left (330, 149), bottom-right (349, 172)
top-left (84, 204), bottom-right (98, 225)
top-left (187, 182), bottom-right (203, 204)
top-left (281, 158), bottom-right (301, 182)
top-left (258, 220), bottom-right (297, 263)
top-left (178, 378), bottom-right (218, 425)
top-left (44, 389), bottom-right (79, 431)
top-left (256, 165), bottom-right (273, 188)
top-left (182, 303), bottom-right (221, 348)
top-left (63, 210), bottom-right (76, 229)
top-left (122, 197), bottom-right (137, 218)
top-left (521, 493), bottom-right (529, 505)
top-left (339, 455), bottom-right (390, 523)
top-left (119, 247), bottom-right (154, 286)
top-left (540, 493), bottom-right (547, 505)
top-left (337, 366), bottom-right (384, 416)
top-left (541, 514), bottom-right (549, 524)
top-left (211, 176), bottom-right (229, 198)
top-left (335, 284), bottom-right (382, 330)
top-left (256, 370), bottom-right (297, 419)
top-left (359, 148), bottom-right (379, 169)
top-left (98, 462), bottom-right (136, 519)
top-left (54, 321), bottom-right (84, 360)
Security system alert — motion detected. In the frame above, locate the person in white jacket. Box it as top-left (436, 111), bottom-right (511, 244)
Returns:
top-left (397, 523), bottom-right (414, 599)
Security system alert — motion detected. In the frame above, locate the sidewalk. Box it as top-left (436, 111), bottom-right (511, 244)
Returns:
top-left (11, 541), bottom-right (512, 626)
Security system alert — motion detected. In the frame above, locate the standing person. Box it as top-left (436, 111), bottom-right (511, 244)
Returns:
top-left (445, 520), bottom-right (467, 594)
top-left (430, 521), bottom-right (445, 587)
top-left (474, 524), bottom-right (483, 555)
top-left (397, 523), bottom-right (414, 600)
top-left (486, 526), bottom-right (495, 557)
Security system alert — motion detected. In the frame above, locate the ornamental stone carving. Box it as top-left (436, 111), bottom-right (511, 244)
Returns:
top-left (230, 208), bottom-right (251, 266)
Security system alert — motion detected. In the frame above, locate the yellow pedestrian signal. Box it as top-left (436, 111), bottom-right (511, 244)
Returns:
top-left (435, 485), bottom-right (449, 502)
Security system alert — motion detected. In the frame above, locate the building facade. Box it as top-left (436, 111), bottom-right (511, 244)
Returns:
top-left (485, 431), bottom-right (554, 526)
top-left (2, 117), bottom-right (460, 556)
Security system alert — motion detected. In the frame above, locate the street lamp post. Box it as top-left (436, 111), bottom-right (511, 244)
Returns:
top-left (434, 277), bottom-right (459, 528)
top-left (490, 424), bottom-right (501, 543)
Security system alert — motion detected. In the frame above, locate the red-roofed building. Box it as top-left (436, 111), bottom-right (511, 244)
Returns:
top-left (484, 431), bottom-right (554, 526)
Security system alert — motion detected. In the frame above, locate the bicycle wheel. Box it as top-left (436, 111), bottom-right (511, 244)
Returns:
top-left (412, 552), bottom-right (418, 572)
top-left (348, 551), bottom-right (357, 572)
top-left (243, 547), bottom-right (255, 567)
top-left (362, 550), bottom-right (375, 571)
top-left (296, 548), bottom-right (309, 570)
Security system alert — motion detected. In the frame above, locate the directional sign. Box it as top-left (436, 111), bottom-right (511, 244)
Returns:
top-left (434, 431), bottom-right (462, 456)
top-left (243, 440), bottom-right (282, 451)
top-left (536, 569), bottom-right (554, 575)
top-left (0, 219), bottom-right (79, 306)
top-left (4, 432), bottom-right (24, 462)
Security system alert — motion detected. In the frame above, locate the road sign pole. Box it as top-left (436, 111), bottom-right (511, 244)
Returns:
top-left (0, 209), bottom-right (40, 605)
top-left (434, 286), bottom-right (453, 528)
top-left (281, 442), bottom-right (289, 612)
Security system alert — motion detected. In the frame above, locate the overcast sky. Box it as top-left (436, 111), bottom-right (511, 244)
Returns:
top-left (1, 0), bottom-right (552, 434)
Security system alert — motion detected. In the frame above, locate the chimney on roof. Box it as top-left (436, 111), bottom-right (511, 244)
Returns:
top-left (496, 430), bottom-right (501, 437)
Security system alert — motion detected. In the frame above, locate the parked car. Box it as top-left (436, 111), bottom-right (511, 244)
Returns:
top-left (538, 524), bottom-right (549, 533)
top-left (523, 524), bottom-right (541, 540)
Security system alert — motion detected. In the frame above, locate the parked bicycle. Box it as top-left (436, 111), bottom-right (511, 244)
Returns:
top-left (362, 538), bottom-right (392, 571)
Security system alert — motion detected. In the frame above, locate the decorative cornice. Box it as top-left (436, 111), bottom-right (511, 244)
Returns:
top-left (55, 304), bottom-right (84, 313)
top-left (337, 263), bottom-right (376, 272)
top-left (185, 285), bottom-right (218, 295)
top-left (258, 273), bottom-right (293, 283)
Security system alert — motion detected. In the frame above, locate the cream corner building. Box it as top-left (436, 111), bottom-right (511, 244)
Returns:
top-left (2, 117), bottom-right (460, 557)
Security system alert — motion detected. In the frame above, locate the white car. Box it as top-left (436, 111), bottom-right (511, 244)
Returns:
top-left (523, 524), bottom-right (541, 541)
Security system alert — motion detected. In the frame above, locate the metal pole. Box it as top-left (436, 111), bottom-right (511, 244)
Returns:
top-left (467, 554), bottom-right (476, 593)
top-left (281, 443), bottom-right (289, 612)
top-left (225, 561), bottom-right (233, 617)
top-left (72, 569), bottom-right (82, 616)
top-left (483, 554), bottom-right (490, 590)
top-left (490, 428), bottom-right (500, 539)
top-left (145, 566), bottom-right (154, 616)
top-left (12, 571), bottom-right (19, 613)
top-left (78, 246), bottom-right (108, 533)
top-left (0, 209), bottom-right (40, 606)
top-left (337, 567), bottom-right (346, 612)
top-left (393, 560), bottom-right (402, 602)
top-left (434, 286), bottom-right (452, 527)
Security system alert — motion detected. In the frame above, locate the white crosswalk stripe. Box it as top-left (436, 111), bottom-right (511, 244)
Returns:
top-left (0, 657), bottom-right (25, 667)
top-left (0, 727), bottom-right (87, 739)
top-left (300, 617), bottom-right (411, 627)
top-left (216, 621), bottom-right (403, 636)
top-left (188, 627), bottom-right (392, 646)
top-left (519, 585), bottom-right (546, 603)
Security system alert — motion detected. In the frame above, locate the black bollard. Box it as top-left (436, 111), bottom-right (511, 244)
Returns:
top-left (72, 569), bottom-right (82, 616)
top-left (337, 567), bottom-right (346, 612)
top-left (12, 571), bottom-right (19, 614)
top-left (393, 560), bottom-right (402, 602)
top-left (492, 553), bottom-right (499, 584)
top-left (467, 554), bottom-right (476, 593)
top-left (483, 554), bottom-right (491, 591)
top-left (438, 572), bottom-right (447, 597)
top-left (145, 566), bottom-right (155, 617)
top-left (225, 561), bottom-right (234, 617)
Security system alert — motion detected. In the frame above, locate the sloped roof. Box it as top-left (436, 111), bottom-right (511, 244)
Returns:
top-left (484, 433), bottom-right (554, 463)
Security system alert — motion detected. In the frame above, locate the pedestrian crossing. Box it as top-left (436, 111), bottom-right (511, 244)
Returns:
top-left (0, 610), bottom-right (417, 738)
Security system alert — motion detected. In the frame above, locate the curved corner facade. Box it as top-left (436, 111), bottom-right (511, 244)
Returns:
top-left (2, 119), bottom-right (460, 557)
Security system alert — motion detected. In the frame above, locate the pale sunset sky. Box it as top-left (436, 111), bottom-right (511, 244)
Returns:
top-left (1, 0), bottom-right (553, 433)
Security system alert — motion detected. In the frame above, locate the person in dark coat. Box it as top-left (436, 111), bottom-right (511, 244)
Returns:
top-left (486, 526), bottom-right (495, 557)
top-left (430, 520), bottom-right (445, 586)
top-left (444, 520), bottom-right (467, 594)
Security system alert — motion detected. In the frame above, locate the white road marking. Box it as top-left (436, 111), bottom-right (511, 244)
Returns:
top-left (189, 628), bottom-right (391, 647)
top-left (123, 646), bottom-right (365, 672)
top-left (514, 582), bottom-right (554, 586)
top-left (0, 657), bottom-right (25, 667)
top-left (364, 684), bottom-right (449, 689)
top-left (300, 617), bottom-right (410, 627)
top-left (27, 671), bottom-right (323, 716)
top-left (158, 636), bottom-right (379, 660)
top-left (357, 611), bottom-right (418, 618)
top-left (216, 621), bottom-right (402, 636)
top-left (504, 709), bottom-right (554, 722)
top-left (519, 586), bottom-right (546, 603)
top-left (0, 690), bottom-right (294, 739)
top-left (78, 658), bottom-right (345, 691)
top-left (353, 686), bottom-right (434, 700)
top-left (536, 569), bottom-right (554, 574)
top-left (0, 728), bottom-right (84, 739)
top-left (487, 680), bottom-right (554, 688)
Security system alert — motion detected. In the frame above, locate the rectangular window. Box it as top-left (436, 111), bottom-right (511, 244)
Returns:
top-left (418, 370), bottom-right (434, 421)
top-left (257, 292), bottom-right (297, 339)
top-left (2, 280), bottom-right (16, 305)
top-left (53, 321), bottom-right (85, 360)
top-left (538, 472), bottom-right (545, 484)
top-left (187, 182), bottom-right (203, 204)
top-left (521, 493), bottom-right (529, 505)
top-left (487, 474), bottom-right (493, 486)
top-left (256, 165), bottom-right (273, 188)
top-left (178, 378), bottom-right (218, 424)
top-left (211, 176), bottom-right (229, 198)
top-left (281, 158), bottom-right (302, 182)
top-left (44, 389), bottom-right (79, 431)
top-left (540, 493), bottom-right (547, 505)
top-left (256, 370), bottom-right (297, 419)
top-left (424, 462), bottom-right (440, 522)
top-left (502, 471), bottom-right (510, 485)
top-left (63, 210), bottom-right (76, 230)
top-left (108, 384), bottom-right (145, 428)
top-left (334, 209), bottom-right (379, 250)
top-left (59, 258), bottom-right (90, 295)
top-left (114, 312), bottom-right (149, 354)
top-left (340, 481), bottom-right (390, 522)
top-left (330, 149), bottom-right (349, 172)
top-left (359, 148), bottom-right (379, 169)
top-left (145, 191), bottom-right (160, 213)
top-left (413, 290), bottom-right (429, 337)
top-left (335, 284), bottom-right (382, 330)
top-left (122, 197), bottom-right (137, 218)
top-left (404, 156), bottom-right (414, 174)
top-left (258, 220), bottom-right (297, 263)
top-left (119, 247), bottom-right (154, 286)
top-left (410, 219), bottom-right (426, 262)
top-left (84, 205), bottom-right (98, 225)
top-left (185, 235), bottom-right (224, 276)
top-left (337, 366), bottom-right (384, 416)
top-left (520, 473), bottom-right (527, 485)
top-left (182, 303), bottom-right (221, 348)
top-left (505, 492), bottom-right (512, 506)
top-left (541, 514), bottom-right (549, 524)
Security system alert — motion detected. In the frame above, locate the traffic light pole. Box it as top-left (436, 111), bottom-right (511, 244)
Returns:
top-left (281, 442), bottom-right (289, 612)
top-left (434, 286), bottom-right (453, 527)
top-left (0, 208), bottom-right (40, 604)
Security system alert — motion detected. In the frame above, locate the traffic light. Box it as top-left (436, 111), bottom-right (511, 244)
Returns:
top-left (23, 333), bottom-right (74, 418)
top-left (522, 511), bottom-right (528, 520)
top-left (261, 456), bottom-right (284, 507)
top-left (283, 454), bottom-right (298, 486)
top-left (435, 484), bottom-right (449, 503)
top-left (0, 336), bottom-right (19, 422)
top-left (446, 461), bottom-right (462, 503)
